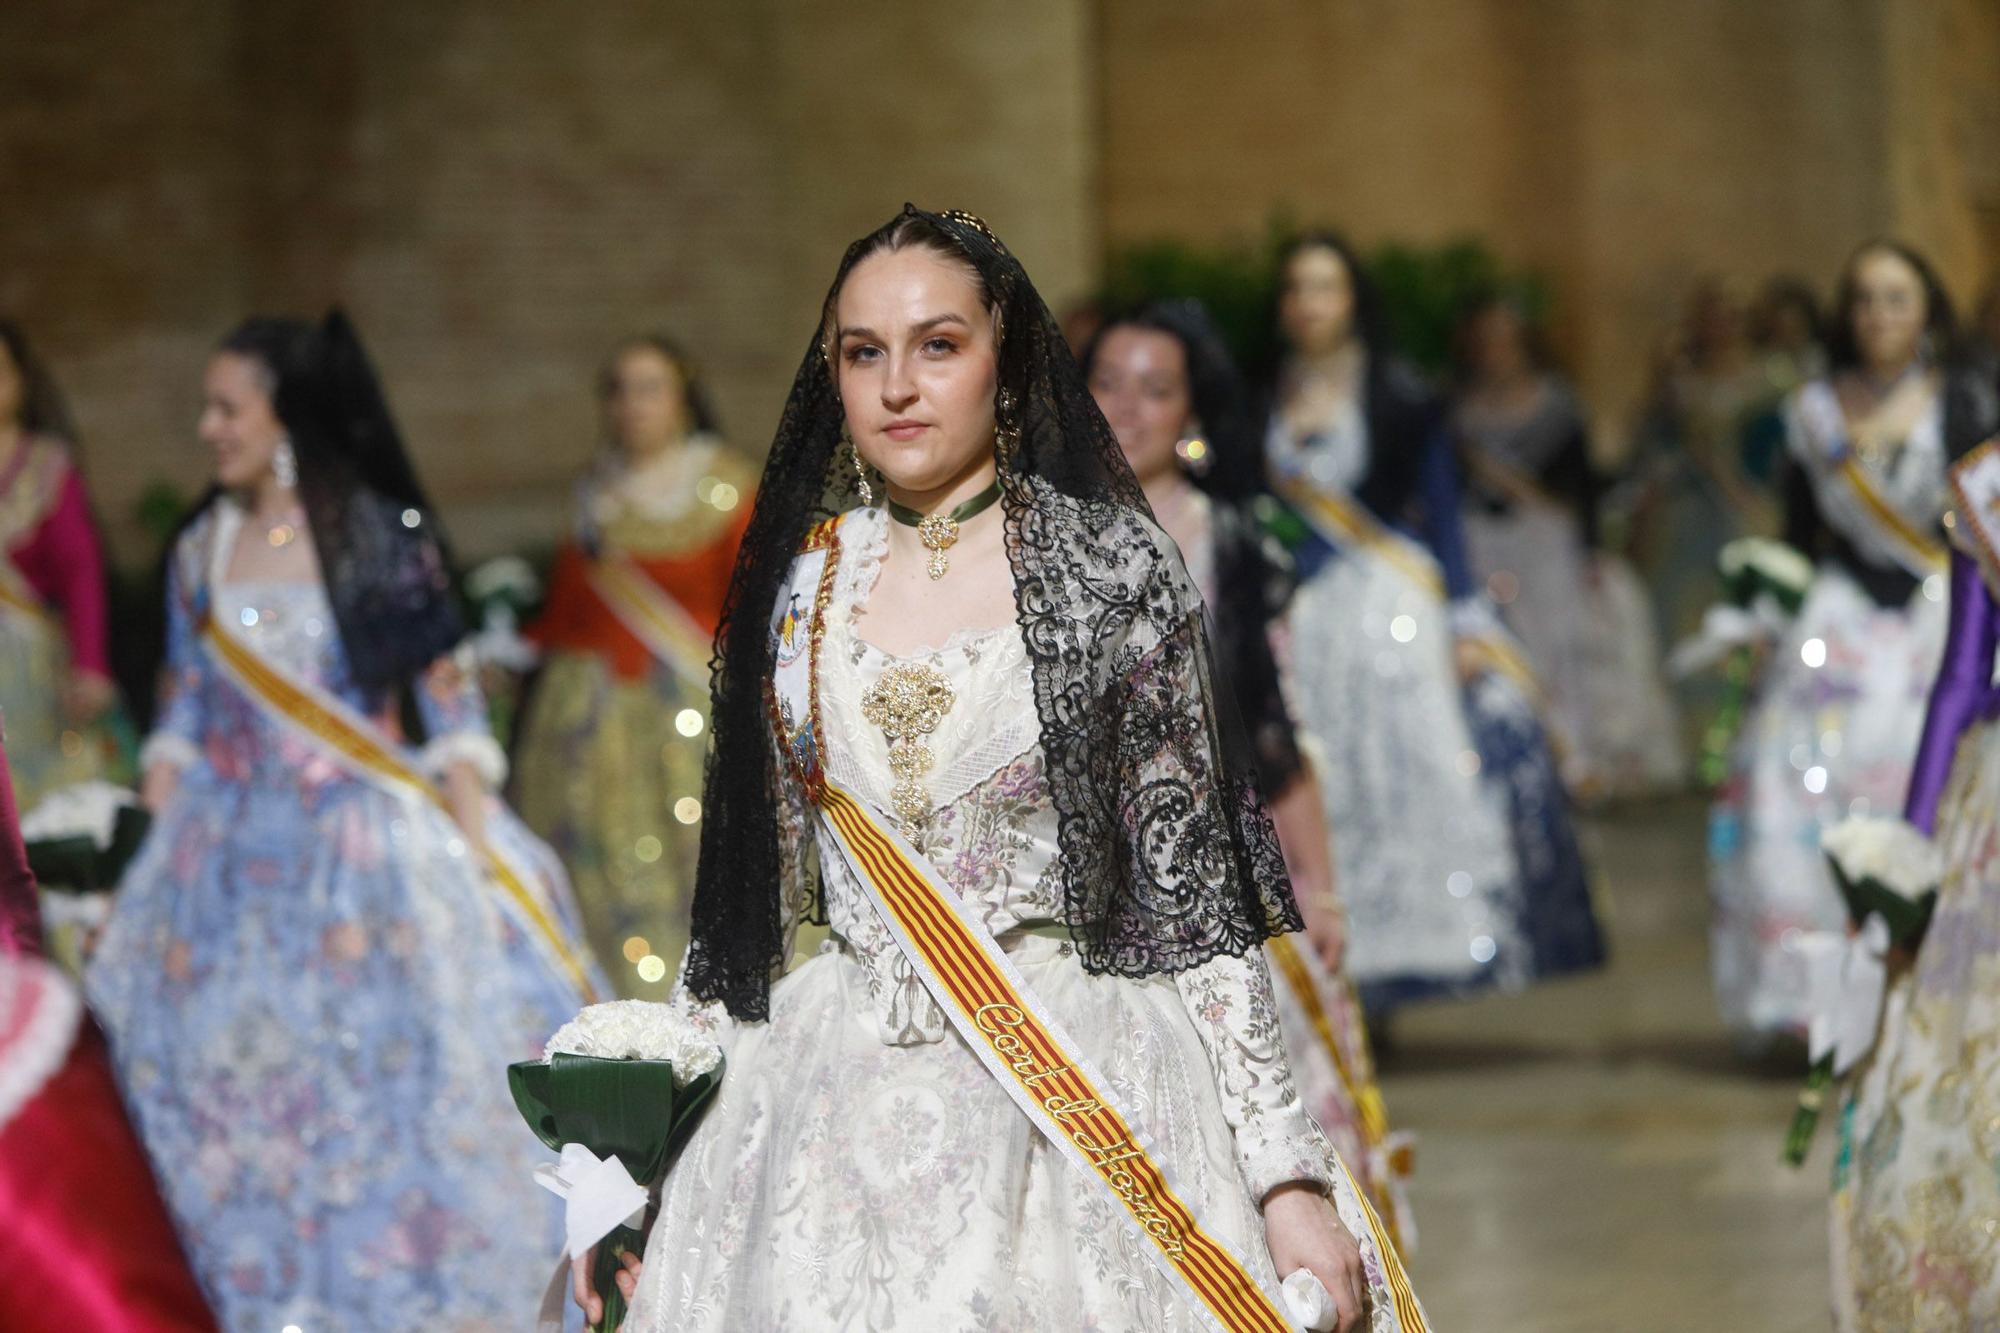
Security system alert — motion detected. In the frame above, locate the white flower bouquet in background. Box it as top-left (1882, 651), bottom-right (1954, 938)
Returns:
top-left (22, 782), bottom-right (151, 973)
top-left (21, 781), bottom-right (149, 890)
top-left (511, 998), bottom-right (724, 1333)
top-left (1670, 537), bottom-right (1816, 787)
top-left (1784, 815), bottom-right (1941, 1165)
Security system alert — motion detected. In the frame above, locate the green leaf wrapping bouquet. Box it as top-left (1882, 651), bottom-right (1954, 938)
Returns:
top-left (22, 781), bottom-right (150, 893)
top-left (1783, 816), bottom-right (1941, 1165)
top-left (511, 998), bottom-right (724, 1332)
top-left (22, 782), bottom-right (151, 974)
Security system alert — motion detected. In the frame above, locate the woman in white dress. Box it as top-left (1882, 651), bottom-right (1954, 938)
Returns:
top-left (583, 208), bottom-right (1424, 1333)
top-left (1709, 241), bottom-right (2000, 1045)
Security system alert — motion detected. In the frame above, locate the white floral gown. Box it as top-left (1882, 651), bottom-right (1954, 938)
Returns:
top-left (630, 509), bottom-right (1410, 1333)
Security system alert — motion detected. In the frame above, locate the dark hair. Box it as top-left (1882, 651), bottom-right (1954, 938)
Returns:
top-left (600, 333), bottom-right (722, 439)
top-left (205, 310), bottom-right (464, 694)
top-left (0, 320), bottom-right (79, 443)
top-left (1826, 239), bottom-right (1958, 372)
top-left (1271, 231), bottom-right (1388, 367)
top-left (1083, 298), bottom-right (1265, 500)
top-left (1268, 230), bottom-right (1439, 520)
top-left (1449, 291), bottom-right (1556, 386)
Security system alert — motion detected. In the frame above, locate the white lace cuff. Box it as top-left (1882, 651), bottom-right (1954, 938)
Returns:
top-left (1234, 1106), bottom-right (1343, 1203)
top-left (138, 732), bottom-right (201, 774)
top-left (419, 733), bottom-right (508, 788)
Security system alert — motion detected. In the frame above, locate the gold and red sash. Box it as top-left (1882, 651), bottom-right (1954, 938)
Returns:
top-left (816, 779), bottom-right (1299, 1333)
top-left (584, 551), bottom-right (716, 687)
top-left (1275, 476), bottom-right (1445, 599)
top-left (199, 611), bottom-right (599, 1003)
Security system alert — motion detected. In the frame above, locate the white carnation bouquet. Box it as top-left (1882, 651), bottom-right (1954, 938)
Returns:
top-left (512, 998), bottom-right (725, 1332)
top-left (465, 555), bottom-right (543, 674)
top-left (1716, 536), bottom-right (1815, 599)
top-left (542, 998), bottom-right (723, 1084)
top-left (1784, 815), bottom-right (1941, 1165)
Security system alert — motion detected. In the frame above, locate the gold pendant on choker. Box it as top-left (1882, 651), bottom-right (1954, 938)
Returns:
top-left (860, 660), bottom-right (955, 835)
top-left (917, 514), bottom-right (959, 580)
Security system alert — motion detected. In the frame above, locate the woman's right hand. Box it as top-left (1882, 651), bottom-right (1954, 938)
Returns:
top-left (572, 1247), bottom-right (644, 1328)
top-left (140, 762), bottom-right (179, 813)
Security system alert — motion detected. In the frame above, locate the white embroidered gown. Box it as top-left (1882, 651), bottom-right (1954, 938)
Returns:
top-left (629, 509), bottom-right (1410, 1333)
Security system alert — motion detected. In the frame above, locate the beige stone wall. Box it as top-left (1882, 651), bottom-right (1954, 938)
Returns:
top-left (1098, 0), bottom-right (1997, 448)
top-left (2, 1), bottom-right (1097, 563)
top-left (7, 2), bottom-right (1991, 563)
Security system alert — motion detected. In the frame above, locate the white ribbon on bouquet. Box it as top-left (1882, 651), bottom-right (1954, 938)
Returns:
top-left (532, 1142), bottom-right (650, 1331)
top-left (1799, 913), bottom-right (1892, 1076)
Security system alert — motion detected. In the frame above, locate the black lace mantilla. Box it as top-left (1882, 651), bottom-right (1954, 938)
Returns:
top-left (685, 204), bottom-right (1300, 1020)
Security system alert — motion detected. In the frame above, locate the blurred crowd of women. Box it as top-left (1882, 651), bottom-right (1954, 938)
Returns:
top-left (4, 225), bottom-right (2000, 1328)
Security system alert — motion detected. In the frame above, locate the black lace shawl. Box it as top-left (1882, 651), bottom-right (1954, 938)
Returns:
top-left (685, 205), bottom-right (1301, 1020)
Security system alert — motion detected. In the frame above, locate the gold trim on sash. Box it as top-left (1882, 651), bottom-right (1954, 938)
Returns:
top-left (1836, 456), bottom-right (1947, 576)
top-left (200, 613), bottom-right (599, 1002)
top-left (819, 780), bottom-right (1298, 1333)
top-left (1276, 478), bottom-right (1445, 598)
top-left (584, 552), bottom-right (716, 685)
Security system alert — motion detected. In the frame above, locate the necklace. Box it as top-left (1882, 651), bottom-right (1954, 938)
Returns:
top-left (861, 660), bottom-right (956, 836)
top-left (886, 477), bottom-right (1003, 581)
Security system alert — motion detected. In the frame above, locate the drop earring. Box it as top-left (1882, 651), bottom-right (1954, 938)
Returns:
top-left (847, 427), bottom-right (873, 505)
top-left (272, 436), bottom-right (299, 490)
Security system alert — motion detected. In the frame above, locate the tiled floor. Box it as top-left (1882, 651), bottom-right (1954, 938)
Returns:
top-left (1380, 799), bottom-right (1832, 1332)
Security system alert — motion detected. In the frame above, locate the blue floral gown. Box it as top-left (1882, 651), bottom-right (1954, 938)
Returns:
top-left (88, 503), bottom-right (594, 1332)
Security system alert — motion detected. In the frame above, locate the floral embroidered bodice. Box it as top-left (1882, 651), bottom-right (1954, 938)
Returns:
top-left (786, 508), bottom-right (1332, 1197)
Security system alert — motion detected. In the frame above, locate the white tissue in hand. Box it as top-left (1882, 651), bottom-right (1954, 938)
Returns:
top-left (1281, 1268), bottom-right (1338, 1331)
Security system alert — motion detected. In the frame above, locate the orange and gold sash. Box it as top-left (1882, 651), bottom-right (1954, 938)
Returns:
top-left (1276, 477), bottom-right (1445, 599)
top-left (200, 612), bottom-right (599, 1002)
top-left (584, 551), bottom-right (716, 687)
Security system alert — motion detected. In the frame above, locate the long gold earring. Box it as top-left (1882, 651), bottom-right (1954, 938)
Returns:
top-left (847, 425), bottom-right (873, 505)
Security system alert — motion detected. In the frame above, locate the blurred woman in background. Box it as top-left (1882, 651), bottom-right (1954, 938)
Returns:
top-left (1451, 295), bottom-right (1682, 798)
top-left (87, 311), bottom-right (597, 1330)
top-left (1263, 234), bottom-right (1600, 1016)
top-left (0, 321), bottom-right (122, 806)
top-left (1709, 241), bottom-right (1999, 1046)
top-left (1087, 297), bottom-right (1414, 1247)
top-left (512, 335), bottom-right (753, 994)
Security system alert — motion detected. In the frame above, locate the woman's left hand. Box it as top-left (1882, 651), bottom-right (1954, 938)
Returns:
top-left (1262, 1181), bottom-right (1366, 1332)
